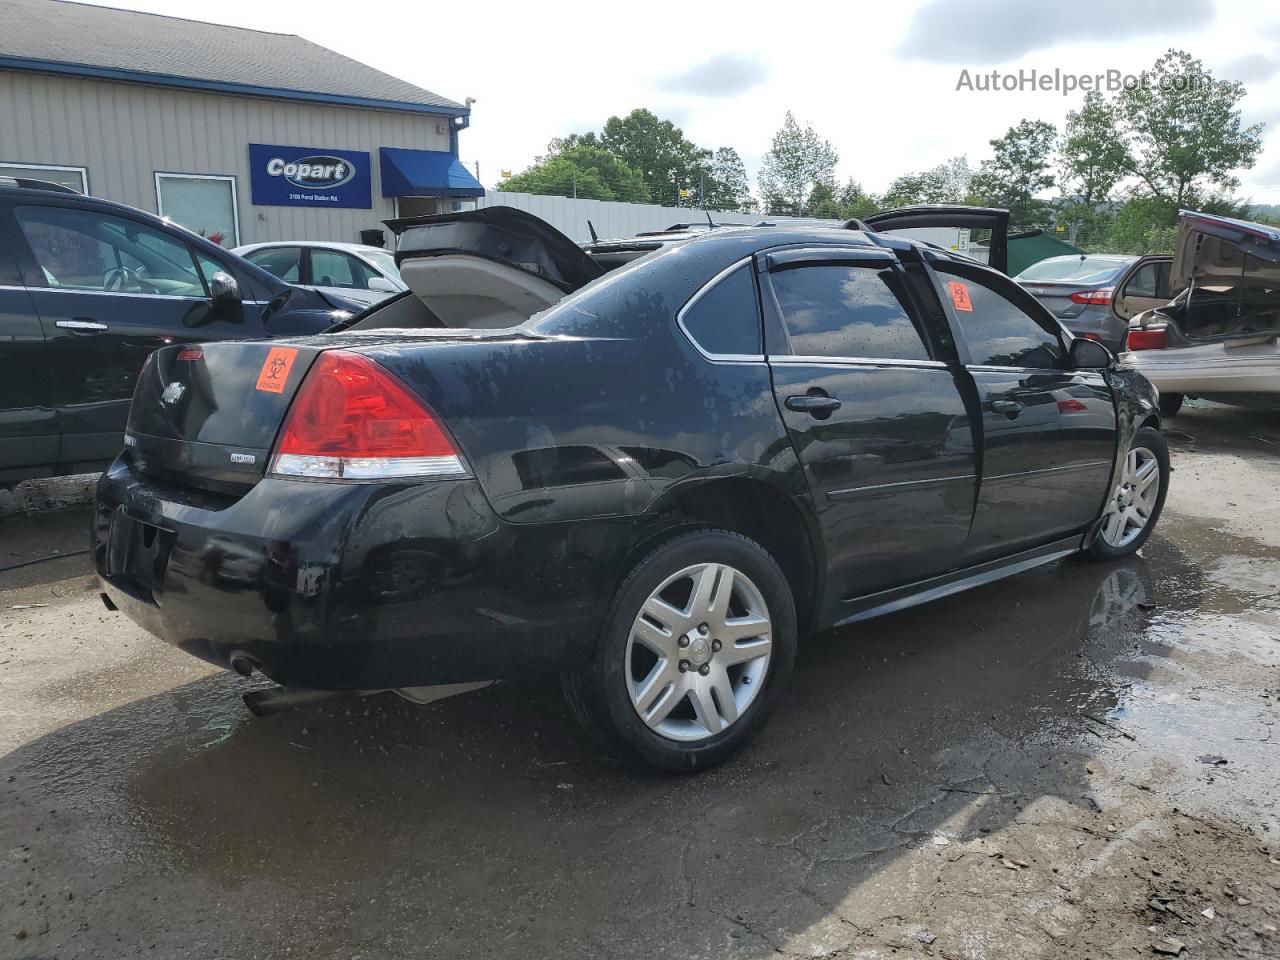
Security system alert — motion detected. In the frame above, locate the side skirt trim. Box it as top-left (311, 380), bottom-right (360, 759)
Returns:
top-left (832, 535), bottom-right (1085, 628)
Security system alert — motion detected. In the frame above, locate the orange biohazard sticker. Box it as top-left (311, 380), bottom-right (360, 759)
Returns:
top-left (255, 347), bottom-right (298, 393)
top-left (947, 281), bottom-right (973, 312)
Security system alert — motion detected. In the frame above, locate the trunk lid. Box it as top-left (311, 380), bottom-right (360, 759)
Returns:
top-left (126, 340), bottom-right (324, 491)
top-left (1173, 210), bottom-right (1280, 291)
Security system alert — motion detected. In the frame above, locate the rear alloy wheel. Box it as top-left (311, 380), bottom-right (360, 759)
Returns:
top-left (562, 529), bottom-right (796, 771)
top-left (1086, 426), bottom-right (1169, 560)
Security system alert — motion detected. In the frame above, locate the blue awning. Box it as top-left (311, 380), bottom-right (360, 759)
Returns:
top-left (379, 148), bottom-right (485, 199)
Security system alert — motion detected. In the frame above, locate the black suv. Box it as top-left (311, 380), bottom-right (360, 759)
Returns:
top-left (0, 179), bottom-right (356, 488)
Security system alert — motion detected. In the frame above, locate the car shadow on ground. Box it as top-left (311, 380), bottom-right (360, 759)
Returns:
top-left (1, 540), bottom-right (1202, 958)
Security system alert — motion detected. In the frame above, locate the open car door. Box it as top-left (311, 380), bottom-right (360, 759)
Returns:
top-left (385, 207), bottom-right (606, 328)
top-left (861, 205), bottom-right (1010, 274)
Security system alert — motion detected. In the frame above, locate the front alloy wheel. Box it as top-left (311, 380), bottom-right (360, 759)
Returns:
top-left (1100, 445), bottom-right (1161, 548)
top-left (626, 562), bottom-right (772, 742)
top-left (1086, 426), bottom-right (1169, 560)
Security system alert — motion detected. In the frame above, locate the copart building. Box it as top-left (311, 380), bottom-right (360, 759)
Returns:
top-left (0, 0), bottom-right (484, 247)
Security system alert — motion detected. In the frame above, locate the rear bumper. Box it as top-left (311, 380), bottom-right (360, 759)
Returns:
top-left (93, 460), bottom-right (616, 689)
top-left (1118, 353), bottom-right (1280, 396)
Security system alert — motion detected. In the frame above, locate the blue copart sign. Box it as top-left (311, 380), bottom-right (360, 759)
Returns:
top-left (248, 143), bottom-right (372, 208)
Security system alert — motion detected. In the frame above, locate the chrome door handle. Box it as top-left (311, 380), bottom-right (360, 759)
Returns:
top-left (56, 318), bottom-right (109, 333)
top-left (990, 399), bottom-right (1023, 417)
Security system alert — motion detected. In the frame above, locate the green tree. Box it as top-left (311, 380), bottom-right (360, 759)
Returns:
top-left (970, 120), bottom-right (1058, 229)
top-left (498, 142), bottom-right (649, 202)
top-left (837, 179), bottom-right (879, 220)
top-left (1061, 92), bottom-right (1130, 207)
top-left (700, 147), bottom-right (754, 212)
top-left (600, 108), bottom-right (711, 206)
top-left (1116, 49), bottom-right (1264, 207)
top-left (757, 111), bottom-right (839, 216)
top-left (880, 156), bottom-right (973, 208)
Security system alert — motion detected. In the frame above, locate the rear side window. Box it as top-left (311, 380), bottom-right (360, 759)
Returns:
top-left (770, 264), bottom-right (931, 361)
top-left (245, 247), bottom-right (302, 282)
top-left (680, 264), bottom-right (762, 356)
top-left (937, 267), bottom-right (1065, 369)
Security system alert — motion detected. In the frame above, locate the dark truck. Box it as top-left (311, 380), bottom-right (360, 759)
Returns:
top-left (93, 207), bottom-right (1167, 771)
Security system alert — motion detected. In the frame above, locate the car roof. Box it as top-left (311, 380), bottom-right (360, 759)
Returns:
top-left (233, 241), bottom-right (389, 255)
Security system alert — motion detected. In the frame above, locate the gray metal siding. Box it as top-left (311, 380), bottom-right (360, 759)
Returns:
top-left (0, 70), bottom-right (453, 244)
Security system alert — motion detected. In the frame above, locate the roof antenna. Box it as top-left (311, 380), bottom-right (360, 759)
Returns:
top-left (705, 210), bottom-right (714, 227)
top-left (587, 220), bottom-right (599, 243)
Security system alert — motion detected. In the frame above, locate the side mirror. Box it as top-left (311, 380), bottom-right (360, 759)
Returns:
top-left (366, 276), bottom-right (398, 293)
top-left (1070, 337), bottom-right (1113, 370)
top-left (209, 271), bottom-right (240, 304)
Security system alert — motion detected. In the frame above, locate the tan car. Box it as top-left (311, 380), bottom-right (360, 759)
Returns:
top-left (1119, 211), bottom-right (1280, 414)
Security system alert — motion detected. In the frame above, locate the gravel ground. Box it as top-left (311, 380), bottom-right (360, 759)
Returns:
top-left (1, 401), bottom-right (1278, 960)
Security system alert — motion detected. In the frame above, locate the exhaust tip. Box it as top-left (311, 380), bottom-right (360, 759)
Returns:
top-left (229, 655), bottom-right (255, 677)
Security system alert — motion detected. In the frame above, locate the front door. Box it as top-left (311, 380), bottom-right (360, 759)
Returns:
top-left (11, 201), bottom-right (251, 466)
top-left (763, 247), bottom-right (977, 600)
top-left (928, 258), bottom-right (1118, 563)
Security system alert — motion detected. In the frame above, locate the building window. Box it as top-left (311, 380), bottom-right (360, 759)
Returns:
top-left (0, 162), bottom-right (88, 194)
top-left (155, 173), bottom-right (240, 247)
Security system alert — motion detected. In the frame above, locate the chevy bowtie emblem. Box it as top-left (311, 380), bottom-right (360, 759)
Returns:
top-left (161, 381), bottom-right (186, 406)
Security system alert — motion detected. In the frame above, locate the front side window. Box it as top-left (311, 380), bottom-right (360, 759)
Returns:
top-left (311, 250), bottom-right (380, 291)
top-left (937, 267), bottom-right (1065, 369)
top-left (770, 263), bottom-right (931, 361)
top-left (680, 264), bottom-right (762, 356)
top-left (15, 204), bottom-right (208, 297)
top-left (246, 247), bottom-right (303, 283)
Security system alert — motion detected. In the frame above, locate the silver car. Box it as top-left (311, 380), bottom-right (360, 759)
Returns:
top-left (1014, 254), bottom-right (1181, 350)
top-left (1119, 211), bottom-right (1280, 414)
top-left (232, 241), bottom-right (407, 307)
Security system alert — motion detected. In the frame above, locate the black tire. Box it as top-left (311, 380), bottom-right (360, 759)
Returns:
top-left (1084, 426), bottom-right (1170, 561)
top-left (1158, 392), bottom-right (1184, 417)
top-left (561, 528), bottom-right (797, 772)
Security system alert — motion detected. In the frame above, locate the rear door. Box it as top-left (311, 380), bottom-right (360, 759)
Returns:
top-left (863, 206), bottom-right (1011, 274)
top-left (11, 201), bottom-right (258, 467)
top-left (1114, 256), bottom-right (1175, 322)
top-left (0, 202), bottom-right (56, 475)
top-left (928, 258), bottom-right (1117, 563)
top-left (762, 246), bottom-right (978, 599)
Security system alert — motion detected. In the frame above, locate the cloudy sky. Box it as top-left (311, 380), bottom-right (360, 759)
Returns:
top-left (85, 0), bottom-right (1280, 202)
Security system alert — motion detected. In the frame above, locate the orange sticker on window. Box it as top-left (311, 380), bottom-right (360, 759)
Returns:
top-left (255, 347), bottom-right (298, 393)
top-left (947, 281), bottom-right (973, 312)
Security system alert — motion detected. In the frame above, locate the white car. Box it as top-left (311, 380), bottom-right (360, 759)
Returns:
top-left (1118, 211), bottom-right (1280, 414)
top-left (232, 241), bottom-right (406, 307)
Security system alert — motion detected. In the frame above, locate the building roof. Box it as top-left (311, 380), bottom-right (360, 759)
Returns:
top-left (0, 0), bottom-right (467, 116)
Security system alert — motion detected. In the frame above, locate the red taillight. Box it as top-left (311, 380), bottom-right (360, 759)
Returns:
top-left (1069, 287), bottom-right (1113, 306)
top-left (1125, 327), bottom-right (1168, 351)
top-left (272, 351), bottom-right (465, 481)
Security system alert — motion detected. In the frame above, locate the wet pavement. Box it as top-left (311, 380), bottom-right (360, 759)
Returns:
top-left (2, 402), bottom-right (1278, 959)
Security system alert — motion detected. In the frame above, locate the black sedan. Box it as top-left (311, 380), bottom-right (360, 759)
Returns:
top-left (92, 208), bottom-right (1169, 771)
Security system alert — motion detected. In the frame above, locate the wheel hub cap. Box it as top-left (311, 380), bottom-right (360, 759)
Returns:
top-left (1101, 445), bottom-right (1160, 548)
top-left (624, 561), bottom-right (773, 743)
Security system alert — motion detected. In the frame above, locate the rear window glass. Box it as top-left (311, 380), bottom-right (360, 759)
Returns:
top-left (1016, 257), bottom-right (1131, 284)
top-left (679, 264), bottom-right (762, 356)
top-left (770, 264), bottom-right (931, 361)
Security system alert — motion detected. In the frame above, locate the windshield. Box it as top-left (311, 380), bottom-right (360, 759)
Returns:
top-left (365, 250), bottom-right (401, 281)
top-left (1016, 256), bottom-right (1132, 284)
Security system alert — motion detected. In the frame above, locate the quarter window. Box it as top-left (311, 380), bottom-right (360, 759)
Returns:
top-left (15, 205), bottom-right (208, 297)
top-left (680, 264), bottom-right (762, 356)
top-left (937, 268), bottom-right (1065, 369)
top-left (770, 263), bottom-right (931, 361)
